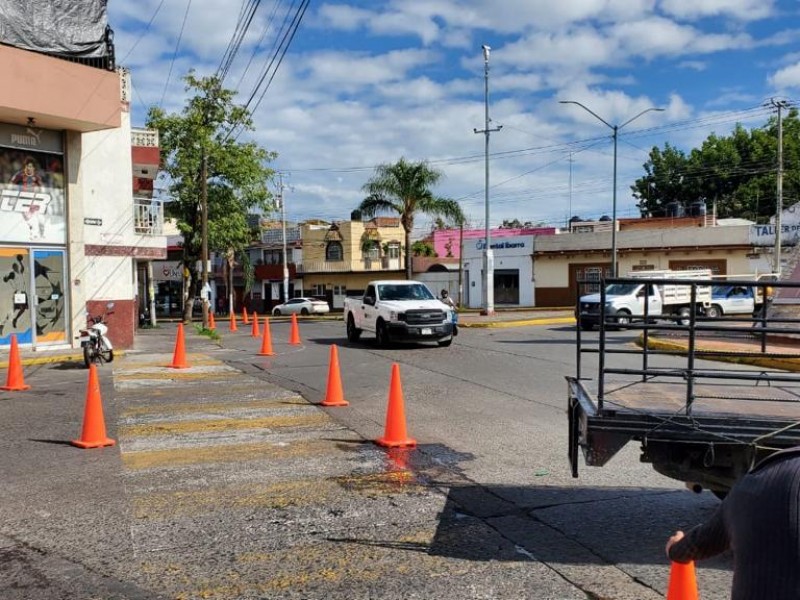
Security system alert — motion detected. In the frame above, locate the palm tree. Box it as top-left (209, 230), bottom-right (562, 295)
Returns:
top-left (359, 158), bottom-right (464, 279)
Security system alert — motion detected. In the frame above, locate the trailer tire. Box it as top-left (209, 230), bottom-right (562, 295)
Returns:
top-left (712, 490), bottom-right (728, 501)
top-left (706, 305), bottom-right (722, 319)
top-left (579, 321), bottom-right (594, 331)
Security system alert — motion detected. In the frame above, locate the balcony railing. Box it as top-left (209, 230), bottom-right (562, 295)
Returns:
top-left (131, 128), bottom-right (160, 148)
top-left (298, 258), bottom-right (402, 273)
top-left (134, 198), bottom-right (163, 236)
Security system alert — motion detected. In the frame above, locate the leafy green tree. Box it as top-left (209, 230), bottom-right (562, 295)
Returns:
top-left (411, 240), bottom-right (436, 257)
top-left (633, 110), bottom-right (800, 222)
top-left (147, 72), bottom-right (276, 320)
top-left (358, 158), bottom-right (464, 279)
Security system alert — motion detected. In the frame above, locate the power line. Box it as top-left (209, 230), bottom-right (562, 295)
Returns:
top-left (120, 0), bottom-right (166, 63)
top-left (159, 0), bottom-right (193, 108)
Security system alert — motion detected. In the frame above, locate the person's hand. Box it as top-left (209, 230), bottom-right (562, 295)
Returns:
top-left (666, 530), bottom-right (685, 558)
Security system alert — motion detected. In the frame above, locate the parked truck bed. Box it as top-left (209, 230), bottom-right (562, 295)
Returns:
top-left (569, 274), bottom-right (800, 495)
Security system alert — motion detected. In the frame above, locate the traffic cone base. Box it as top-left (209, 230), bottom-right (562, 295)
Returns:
top-left (71, 364), bottom-right (116, 449)
top-left (666, 561), bottom-right (699, 600)
top-left (289, 313), bottom-right (301, 345)
top-left (1, 334), bottom-right (30, 391)
top-left (258, 317), bottom-right (275, 356)
top-left (229, 313), bottom-right (238, 332)
top-left (321, 344), bottom-right (348, 407)
top-left (169, 323), bottom-right (189, 369)
top-left (375, 363), bottom-right (416, 448)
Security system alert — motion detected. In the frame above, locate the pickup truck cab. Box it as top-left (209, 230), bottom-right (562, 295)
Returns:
top-left (344, 280), bottom-right (455, 347)
top-left (706, 285), bottom-right (757, 318)
top-left (578, 269), bottom-right (712, 330)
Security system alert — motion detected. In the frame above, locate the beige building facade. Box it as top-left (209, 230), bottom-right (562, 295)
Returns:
top-left (533, 223), bottom-right (773, 306)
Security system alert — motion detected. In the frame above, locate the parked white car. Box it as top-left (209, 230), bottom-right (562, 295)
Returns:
top-left (272, 297), bottom-right (330, 316)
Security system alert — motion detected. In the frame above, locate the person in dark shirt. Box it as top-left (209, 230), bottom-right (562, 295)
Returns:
top-left (666, 446), bottom-right (800, 600)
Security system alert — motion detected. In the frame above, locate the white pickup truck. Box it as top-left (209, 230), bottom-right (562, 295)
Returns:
top-left (705, 276), bottom-right (775, 318)
top-left (578, 269), bottom-right (713, 330)
top-left (344, 280), bottom-right (456, 347)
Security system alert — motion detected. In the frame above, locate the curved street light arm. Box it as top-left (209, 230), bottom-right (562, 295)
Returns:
top-left (559, 100), bottom-right (613, 130)
top-left (619, 107), bottom-right (665, 130)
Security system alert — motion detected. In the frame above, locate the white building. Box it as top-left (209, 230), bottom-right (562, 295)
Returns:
top-left (461, 235), bottom-right (536, 308)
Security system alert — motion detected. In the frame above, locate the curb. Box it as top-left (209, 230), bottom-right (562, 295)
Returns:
top-left (639, 335), bottom-right (800, 372)
top-left (460, 316), bottom-right (575, 329)
top-left (0, 350), bottom-right (127, 369)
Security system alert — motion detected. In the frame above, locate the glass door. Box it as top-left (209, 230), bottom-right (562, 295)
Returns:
top-left (32, 249), bottom-right (67, 345)
top-left (0, 248), bottom-right (32, 345)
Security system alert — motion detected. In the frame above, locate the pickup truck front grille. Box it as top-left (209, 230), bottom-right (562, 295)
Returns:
top-left (404, 309), bottom-right (445, 325)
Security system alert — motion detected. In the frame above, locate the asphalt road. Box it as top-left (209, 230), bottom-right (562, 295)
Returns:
top-left (0, 320), bottom-right (735, 600)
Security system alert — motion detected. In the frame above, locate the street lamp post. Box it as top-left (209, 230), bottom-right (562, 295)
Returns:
top-left (474, 44), bottom-right (502, 315)
top-left (559, 101), bottom-right (664, 277)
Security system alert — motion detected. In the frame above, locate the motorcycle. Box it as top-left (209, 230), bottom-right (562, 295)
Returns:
top-left (78, 302), bottom-right (115, 368)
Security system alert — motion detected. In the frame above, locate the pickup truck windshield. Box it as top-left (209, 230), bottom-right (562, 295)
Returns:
top-left (605, 283), bottom-right (641, 296)
top-left (377, 284), bottom-right (435, 301)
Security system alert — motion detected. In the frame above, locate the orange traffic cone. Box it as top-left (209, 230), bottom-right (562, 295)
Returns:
top-left (289, 313), bottom-right (301, 345)
top-left (321, 344), bottom-right (348, 407)
top-left (666, 561), bottom-right (699, 600)
top-left (71, 364), bottom-right (115, 449)
top-left (169, 323), bottom-right (189, 369)
top-left (376, 363), bottom-right (416, 447)
top-left (251, 311), bottom-right (261, 338)
top-left (229, 312), bottom-right (238, 332)
top-left (208, 312), bottom-right (216, 331)
top-left (1, 334), bottom-right (30, 391)
top-left (242, 307), bottom-right (250, 325)
top-left (258, 317), bottom-right (275, 356)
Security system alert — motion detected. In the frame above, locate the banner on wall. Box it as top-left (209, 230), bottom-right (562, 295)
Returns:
top-left (0, 147), bottom-right (66, 245)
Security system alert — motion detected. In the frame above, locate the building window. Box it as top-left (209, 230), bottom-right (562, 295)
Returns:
top-left (313, 284), bottom-right (327, 296)
top-left (385, 242), bottom-right (401, 258)
top-left (264, 250), bottom-right (282, 265)
top-left (326, 242), bottom-right (343, 261)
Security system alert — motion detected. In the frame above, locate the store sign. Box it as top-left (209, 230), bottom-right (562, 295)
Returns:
top-left (154, 261), bottom-right (183, 282)
top-left (0, 123), bottom-right (63, 154)
top-left (476, 239), bottom-right (526, 250)
top-left (84, 217), bottom-right (102, 226)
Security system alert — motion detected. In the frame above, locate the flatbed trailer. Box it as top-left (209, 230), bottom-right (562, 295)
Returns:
top-left (568, 275), bottom-right (800, 496)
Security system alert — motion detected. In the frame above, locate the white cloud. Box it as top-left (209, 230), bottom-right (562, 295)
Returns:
top-left (660, 0), bottom-right (775, 21)
top-left (769, 61), bottom-right (800, 89)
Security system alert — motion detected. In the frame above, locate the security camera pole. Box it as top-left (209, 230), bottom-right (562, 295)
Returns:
top-left (474, 44), bottom-right (502, 315)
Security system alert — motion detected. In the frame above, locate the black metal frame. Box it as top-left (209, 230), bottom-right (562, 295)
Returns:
top-left (568, 275), bottom-right (800, 477)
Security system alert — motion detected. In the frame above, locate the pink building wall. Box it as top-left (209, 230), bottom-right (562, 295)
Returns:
top-left (432, 227), bottom-right (556, 258)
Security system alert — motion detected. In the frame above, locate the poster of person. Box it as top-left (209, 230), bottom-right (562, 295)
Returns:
top-left (0, 148), bottom-right (66, 245)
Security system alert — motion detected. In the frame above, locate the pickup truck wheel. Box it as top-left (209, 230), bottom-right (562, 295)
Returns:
top-left (346, 315), bottom-right (362, 342)
top-left (706, 305), bottom-right (722, 319)
top-left (677, 307), bottom-right (692, 326)
top-left (614, 310), bottom-right (631, 327)
top-left (375, 320), bottom-right (390, 347)
top-left (437, 337), bottom-right (453, 347)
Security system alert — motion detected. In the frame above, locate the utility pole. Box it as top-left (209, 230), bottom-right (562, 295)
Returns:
top-left (473, 44), bottom-right (502, 315)
top-left (200, 151), bottom-right (209, 329)
top-left (278, 173), bottom-right (289, 303)
top-left (458, 222), bottom-right (464, 308)
top-left (568, 151), bottom-right (574, 228)
top-left (769, 98), bottom-right (791, 274)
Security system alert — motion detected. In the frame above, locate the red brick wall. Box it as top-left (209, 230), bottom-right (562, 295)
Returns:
top-left (85, 299), bottom-right (136, 349)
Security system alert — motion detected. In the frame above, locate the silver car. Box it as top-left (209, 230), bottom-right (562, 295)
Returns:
top-left (272, 297), bottom-right (331, 316)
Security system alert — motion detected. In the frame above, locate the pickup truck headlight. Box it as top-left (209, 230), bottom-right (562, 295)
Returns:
top-left (389, 311), bottom-right (406, 322)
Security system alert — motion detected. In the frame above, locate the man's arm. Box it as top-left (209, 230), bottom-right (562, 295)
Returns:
top-left (667, 505), bottom-right (730, 563)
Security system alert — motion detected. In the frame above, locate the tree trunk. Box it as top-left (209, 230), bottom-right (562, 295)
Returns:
top-left (405, 229), bottom-right (412, 280)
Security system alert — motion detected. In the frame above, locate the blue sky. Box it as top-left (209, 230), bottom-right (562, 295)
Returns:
top-left (110, 0), bottom-right (800, 237)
